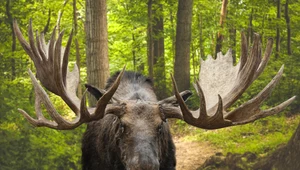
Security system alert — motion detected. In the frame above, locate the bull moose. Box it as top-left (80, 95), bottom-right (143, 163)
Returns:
top-left (13, 20), bottom-right (295, 170)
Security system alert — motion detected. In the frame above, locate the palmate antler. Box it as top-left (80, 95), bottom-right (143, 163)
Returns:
top-left (172, 33), bottom-right (296, 129)
top-left (14, 20), bottom-right (124, 130)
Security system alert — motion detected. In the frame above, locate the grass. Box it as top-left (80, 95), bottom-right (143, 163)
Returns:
top-left (171, 113), bottom-right (300, 155)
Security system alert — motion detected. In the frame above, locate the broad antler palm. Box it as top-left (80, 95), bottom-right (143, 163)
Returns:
top-left (15, 20), bottom-right (295, 131)
top-left (172, 33), bottom-right (296, 129)
top-left (13, 20), bottom-right (124, 130)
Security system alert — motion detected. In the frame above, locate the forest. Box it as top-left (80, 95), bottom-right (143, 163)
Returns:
top-left (0, 0), bottom-right (300, 169)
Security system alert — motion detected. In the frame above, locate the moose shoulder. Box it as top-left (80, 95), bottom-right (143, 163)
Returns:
top-left (13, 20), bottom-right (295, 170)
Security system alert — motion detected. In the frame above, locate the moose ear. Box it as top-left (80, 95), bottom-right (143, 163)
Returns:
top-left (159, 90), bottom-right (192, 106)
top-left (85, 84), bottom-right (104, 100)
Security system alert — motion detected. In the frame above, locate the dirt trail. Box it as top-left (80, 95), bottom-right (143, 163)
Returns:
top-left (174, 137), bottom-right (220, 170)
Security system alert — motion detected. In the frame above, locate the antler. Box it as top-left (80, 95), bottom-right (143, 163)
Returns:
top-left (14, 20), bottom-right (123, 130)
top-left (172, 33), bottom-right (296, 129)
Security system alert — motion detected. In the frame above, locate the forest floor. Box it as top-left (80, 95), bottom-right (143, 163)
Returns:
top-left (174, 136), bottom-right (220, 170)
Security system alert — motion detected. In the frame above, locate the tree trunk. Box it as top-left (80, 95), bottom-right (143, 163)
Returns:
top-left (85, 0), bottom-right (109, 106)
top-left (174, 0), bottom-right (193, 92)
top-left (153, 2), bottom-right (167, 99)
top-left (169, 4), bottom-right (176, 64)
top-left (276, 0), bottom-right (281, 59)
top-left (215, 0), bottom-right (228, 57)
top-left (147, 0), bottom-right (154, 79)
top-left (254, 124), bottom-right (300, 170)
top-left (73, 0), bottom-right (82, 97)
top-left (229, 28), bottom-right (236, 64)
top-left (5, 0), bottom-right (16, 80)
top-left (198, 13), bottom-right (205, 59)
top-left (285, 0), bottom-right (291, 55)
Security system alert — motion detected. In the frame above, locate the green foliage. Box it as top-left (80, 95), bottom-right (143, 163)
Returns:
top-left (0, 77), bottom-right (84, 169)
top-left (0, 0), bottom-right (86, 169)
top-left (1, 0), bottom-right (300, 168)
top-left (182, 115), bottom-right (300, 155)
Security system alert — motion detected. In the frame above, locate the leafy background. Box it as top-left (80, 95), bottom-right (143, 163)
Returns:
top-left (0, 0), bottom-right (299, 169)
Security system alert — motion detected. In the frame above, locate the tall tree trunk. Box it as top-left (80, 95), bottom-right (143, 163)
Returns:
top-left (229, 28), bottom-right (236, 64)
top-left (85, 0), bottom-right (109, 106)
top-left (215, 0), bottom-right (228, 57)
top-left (147, 0), bottom-right (154, 79)
top-left (285, 0), bottom-right (291, 55)
top-left (169, 3), bottom-right (176, 65)
top-left (153, 2), bottom-right (166, 99)
top-left (132, 32), bottom-right (137, 71)
top-left (147, 0), bottom-right (166, 98)
top-left (198, 12), bottom-right (205, 59)
top-left (276, 0), bottom-right (281, 59)
top-left (5, 0), bottom-right (16, 80)
top-left (174, 0), bottom-right (193, 92)
top-left (73, 0), bottom-right (82, 97)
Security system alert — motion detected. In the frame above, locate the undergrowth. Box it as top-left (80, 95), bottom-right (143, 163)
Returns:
top-left (171, 113), bottom-right (300, 155)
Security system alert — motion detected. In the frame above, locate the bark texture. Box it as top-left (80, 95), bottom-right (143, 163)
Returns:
top-left (215, 0), bottom-right (228, 57)
top-left (85, 0), bottom-right (109, 106)
top-left (174, 0), bottom-right (193, 92)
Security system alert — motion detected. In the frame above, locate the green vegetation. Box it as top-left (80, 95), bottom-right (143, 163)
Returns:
top-left (1, 0), bottom-right (300, 169)
top-left (178, 114), bottom-right (300, 155)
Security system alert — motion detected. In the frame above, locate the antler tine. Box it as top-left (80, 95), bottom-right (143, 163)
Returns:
top-left (28, 19), bottom-right (42, 62)
top-left (92, 66), bottom-right (126, 120)
top-left (14, 20), bottom-right (92, 130)
top-left (223, 33), bottom-right (261, 109)
top-left (18, 69), bottom-right (81, 130)
top-left (13, 20), bottom-right (39, 65)
top-left (15, 20), bottom-right (126, 130)
top-left (171, 74), bottom-right (195, 123)
top-left (235, 96), bottom-right (296, 125)
top-left (254, 38), bottom-right (273, 80)
top-left (172, 75), bottom-right (233, 129)
top-left (62, 29), bottom-right (74, 86)
top-left (226, 65), bottom-right (296, 122)
top-left (35, 30), bottom-right (47, 61)
top-left (173, 33), bottom-right (295, 129)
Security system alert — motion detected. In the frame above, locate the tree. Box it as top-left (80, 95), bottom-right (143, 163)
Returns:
top-left (276, 0), bottom-right (281, 59)
top-left (285, 0), bottom-right (291, 55)
top-left (215, 0), bottom-right (228, 57)
top-left (85, 0), bottom-right (109, 106)
top-left (5, 0), bottom-right (16, 80)
top-left (73, 0), bottom-right (82, 97)
top-left (147, 0), bottom-right (154, 79)
top-left (147, 0), bottom-right (167, 98)
top-left (174, 0), bottom-right (193, 92)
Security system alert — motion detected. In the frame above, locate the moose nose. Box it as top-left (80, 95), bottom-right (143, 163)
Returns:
top-left (126, 155), bottom-right (160, 170)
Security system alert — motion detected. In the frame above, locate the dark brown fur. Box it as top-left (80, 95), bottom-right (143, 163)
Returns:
top-left (82, 71), bottom-right (176, 170)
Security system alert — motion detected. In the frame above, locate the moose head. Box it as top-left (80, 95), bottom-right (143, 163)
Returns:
top-left (13, 20), bottom-right (295, 170)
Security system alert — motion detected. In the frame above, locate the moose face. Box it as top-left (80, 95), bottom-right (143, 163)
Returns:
top-left (116, 101), bottom-right (165, 170)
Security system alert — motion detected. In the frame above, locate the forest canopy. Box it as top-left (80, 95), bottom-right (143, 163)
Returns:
top-left (0, 0), bottom-right (299, 169)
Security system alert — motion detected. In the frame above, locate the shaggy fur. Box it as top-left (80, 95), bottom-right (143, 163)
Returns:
top-left (81, 71), bottom-right (176, 170)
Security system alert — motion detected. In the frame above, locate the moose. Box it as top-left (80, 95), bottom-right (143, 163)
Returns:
top-left (13, 20), bottom-right (295, 170)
